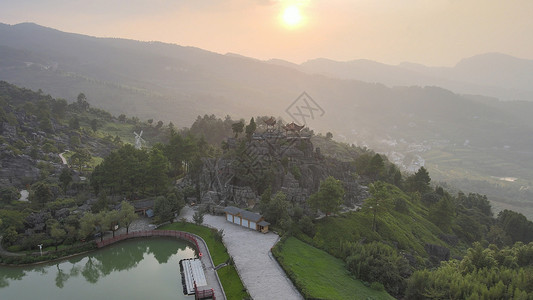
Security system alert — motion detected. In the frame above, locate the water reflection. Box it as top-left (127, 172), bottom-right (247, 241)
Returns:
top-left (0, 237), bottom-right (196, 291)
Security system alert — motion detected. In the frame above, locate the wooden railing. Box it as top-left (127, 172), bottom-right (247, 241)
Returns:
top-left (95, 230), bottom-right (201, 256)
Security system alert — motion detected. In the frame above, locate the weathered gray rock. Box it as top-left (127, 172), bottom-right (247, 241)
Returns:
top-left (0, 153), bottom-right (41, 188)
top-left (196, 137), bottom-right (368, 211)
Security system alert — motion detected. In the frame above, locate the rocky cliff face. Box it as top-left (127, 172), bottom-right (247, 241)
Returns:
top-left (0, 112), bottom-right (115, 190)
top-left (196, 135), bottom-right (368, 210)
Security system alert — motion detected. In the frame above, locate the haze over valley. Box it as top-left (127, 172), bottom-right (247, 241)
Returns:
top-left (1, 22), bottom-right (533, 218)
top-left (2, 2), bottom-right (533, 299)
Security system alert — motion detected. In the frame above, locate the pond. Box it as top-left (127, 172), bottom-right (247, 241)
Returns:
top-left (0, 238), bottom-right (197, 300)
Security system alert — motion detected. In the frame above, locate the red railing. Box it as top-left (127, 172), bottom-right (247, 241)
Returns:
top-left (95, 230), bottom-right (202, 256)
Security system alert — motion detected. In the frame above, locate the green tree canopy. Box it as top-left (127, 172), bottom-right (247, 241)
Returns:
top-left (362, 181), bottom-right (394, 232)
top-left (308, 176), bottom-right (345, 216)
top-left (119, 201), bottom-right (137, 234)
top-left (406, 166), bottom-right (431, 194)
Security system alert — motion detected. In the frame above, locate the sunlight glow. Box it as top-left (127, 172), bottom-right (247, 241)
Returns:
top-left (282, 5), bottom-right (302, 27)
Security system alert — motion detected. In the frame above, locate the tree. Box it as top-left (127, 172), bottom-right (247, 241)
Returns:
top-left (69, 117), bottom-right (80, 130)
top-left (429, 195), bottom-right (455, 232)
top-left (193, 210), bottom-right (204, 225)
top-left (154, 196), bottom-right (174, 223)
top-left (347, 241), bottom-right (409, 296)
top-left (406, 167), bottom-right (431, 194)
top-left (264, 191), bottom-right (291, 226)
top-left (59, 168), bottom-right (73, 194)
top-left (49, 221), bottom-right (66, 251)
top-left (119, 201), bottom-right (137, 234)
top-left (155, 120), bottom-right (164, 129)
top-left (118, 114), bottom-right (126, 123)
top-left (71, 149), bottom-right (91, 172)
top-left (366, 153), bottom-right (386, 180)
top-left (90, 119), bottom-right (98, 132)
top-left (79, 211), bottom-right (106, 242)
top-left (92, 192), bottom-right (109, 213)
top-left (0, 186), bottom-right (19, 204)
top-left (76, 93), bottom-right (89, 111)
top-left (147, 148), bottom-right (169, 193)
top-left (497, 210), bottom-right (533, 243)
top-left (79, 212), bottom-right (97, 240)
top-left (362, 181), bottom-right (393, 232)
top-left (52, 98), bottom-right (68, 119)
top-left (308, 176), bottom-right (345, 216)
top-left (70, 135), bottom-right (81, 147)
top-left (0, 209), bottom-right (26, 232)
top-left (39, 117), bottom-right (53, 133)
top-left (104, 210), bottom-right (120, 238)
top-left (231, 121), bottom-right (244, 138)
top-left (31, 182), bottom-right (54, 206)
top-left (147, 119), bottom-right (153, 126)
top-left (245, 117), bottom-right (257, 139)
top-left (326, 132), bottom-right (333, 140)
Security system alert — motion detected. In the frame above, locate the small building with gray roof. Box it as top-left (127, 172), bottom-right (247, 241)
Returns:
top-left (224, 206), bottom-right (270, 233)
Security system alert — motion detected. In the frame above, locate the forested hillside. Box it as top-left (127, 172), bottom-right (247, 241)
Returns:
top-left (1, 82), bottom-right (533, 298)
top-left (2, 23), bottom-right (533, 220)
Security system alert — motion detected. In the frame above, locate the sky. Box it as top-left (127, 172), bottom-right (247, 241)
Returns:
top-left (2, 0), bottom-right (533, 66)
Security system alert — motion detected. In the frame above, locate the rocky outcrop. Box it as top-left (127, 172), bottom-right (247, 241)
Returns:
top-left (0, 149), bottom-right (41, 187)
top-left (196, 136), bottom-right (367, 210)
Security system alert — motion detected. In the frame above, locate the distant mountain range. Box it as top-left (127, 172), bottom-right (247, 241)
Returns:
top-left (1, 22), bottom-right (533, 218)
top-left (270, 53), bottom-right (533, 102)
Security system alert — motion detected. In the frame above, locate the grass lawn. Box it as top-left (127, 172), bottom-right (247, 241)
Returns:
top-left (274, 236), bottom-right (394, 300)
top-left (217, 264), bottom-right (249, 300)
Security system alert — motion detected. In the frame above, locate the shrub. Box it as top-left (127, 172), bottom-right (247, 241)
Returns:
top-left (371, 282), bottom-right (385, 291)
top-left (6, 245), bottom-right (22, 252)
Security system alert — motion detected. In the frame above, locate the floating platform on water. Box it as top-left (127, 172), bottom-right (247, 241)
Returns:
top-left (180, 258), bottom-right (208, 295)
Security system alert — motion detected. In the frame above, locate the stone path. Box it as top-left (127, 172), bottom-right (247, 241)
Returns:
top-left (59, 151), bottom-right (68, 165)
top-left (179, 206), bottom-right (303, 300)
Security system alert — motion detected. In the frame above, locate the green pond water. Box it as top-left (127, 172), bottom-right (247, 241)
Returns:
top-left (0, 238), bottom-right (197, 300)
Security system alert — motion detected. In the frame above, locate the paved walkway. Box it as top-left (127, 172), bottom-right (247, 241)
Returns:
top-left (179, 206), bottom-right (303, 300)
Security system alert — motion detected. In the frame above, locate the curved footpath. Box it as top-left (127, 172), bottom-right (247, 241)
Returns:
top-left (0, 236), bottom-right (24, 257)
top-left (179, 206), bottom-right (303, 300)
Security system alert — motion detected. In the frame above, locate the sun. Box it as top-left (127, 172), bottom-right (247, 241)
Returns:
top-left (282, 5), bottom-right (302, 27)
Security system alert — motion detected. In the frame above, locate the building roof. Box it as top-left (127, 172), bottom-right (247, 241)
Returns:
top-left (133, 199), bottom-right (154, 209)
top-left (224, 206), bottom-right (263, 222)
top-left (224, 206), bottom-right (242, 215)
top-left (146, 209), bottom-right (154, 218)
top-left (264, 117), bottom-right (277, 126)
top-left (240, 210), bottom-right (263, 222)
top-left (282, 122), bottom-right (305, 132)
top-left (258, 220), bottom-right (270, 226)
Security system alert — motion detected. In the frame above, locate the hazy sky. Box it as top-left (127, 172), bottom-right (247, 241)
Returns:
top-left (2, 0), bottom-right (532, 66)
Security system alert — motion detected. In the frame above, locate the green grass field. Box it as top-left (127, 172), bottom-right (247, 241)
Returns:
top-left (274, 236), bottom-right (394, 300)
top-left (216, 264), bottom-right (249, 300)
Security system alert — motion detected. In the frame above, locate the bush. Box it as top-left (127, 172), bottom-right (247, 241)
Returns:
top-left (370, 282), bottom-right (385, 291)
top-left (6, 245), bottom-right (22, 252)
